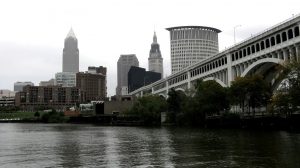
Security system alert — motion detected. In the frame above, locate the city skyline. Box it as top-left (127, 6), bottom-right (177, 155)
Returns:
top-left (0, 0), bottom-right (300, 96)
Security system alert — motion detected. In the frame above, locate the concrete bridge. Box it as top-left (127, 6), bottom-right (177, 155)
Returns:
top-left (130, 15), bottom-right (300, 98)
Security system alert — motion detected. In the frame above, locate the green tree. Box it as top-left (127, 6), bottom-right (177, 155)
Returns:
top-left (272, 61), bottom-right (300, 115)
top-left (41, 109), bottom-right (66, 123)
top-left (195, 80), bottom-right (229, 117)
top-left (166, 88), bottom-right (186, 123)
top-left (285, 62), bottom-right (300, 112)
top-left (179, 96), bottom-right (202, 126)
top-left (230, 75), bottom-right (271, 116)
top-left (230, 77), bottom-right (248, 113)
top-left (34, 111), bottom-right (40, 118)
top-left (166, 80), bottom-right (229, 126)
top-left (247, 75), bottom-right (271, 115)
top-left (128, 95), bottom-right (167, 126)
top-left (271, 92), bottom-right (291, 116)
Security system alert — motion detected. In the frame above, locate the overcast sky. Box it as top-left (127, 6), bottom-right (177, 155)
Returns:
top-left (0, 0), bottom-right (299, 96)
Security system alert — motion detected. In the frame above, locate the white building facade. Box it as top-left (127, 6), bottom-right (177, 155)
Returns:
top-left (166, 26), bottom-right (221, 74)
top-left (0, 90), bottom-right (15, 107)
top-left (55, 72), bottom-right (76, 87)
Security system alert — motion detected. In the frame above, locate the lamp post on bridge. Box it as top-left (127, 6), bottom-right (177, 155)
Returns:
top-left (234, 25), bottom-right (242, 44)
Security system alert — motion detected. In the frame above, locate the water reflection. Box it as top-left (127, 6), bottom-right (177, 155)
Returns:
top-left (103, 129), bottom-right (121, 167)
top-left (0, 124), bottom-right (299, 167)
top-left (100, 127), bottom-right (176, 167)
top-left (53, 125), bottom-right (82, 167)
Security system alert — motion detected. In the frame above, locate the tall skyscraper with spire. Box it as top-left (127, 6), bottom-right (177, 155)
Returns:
top-left (55, 28), bottom-right (79, 87)
top-left (148, 32), bottom-right (163, 78)
top-left (63, 28), bottom-right (79, 73)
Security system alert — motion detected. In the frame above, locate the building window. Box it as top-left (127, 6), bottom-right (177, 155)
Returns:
top-left (288, 29), bottom-right (293, 39)
top-left (295, 26), bottom-right (300, 37)
top-left (282, 32), bottom-right (287, 42)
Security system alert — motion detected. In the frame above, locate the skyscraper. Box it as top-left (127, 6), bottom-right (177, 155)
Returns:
top-left (128, 66), bottom-right (161, 93)
top-left (166, 26), bottom-right (221, 74)
top-left (148, 32), bottom-right (163, 78)
top-left (63, 28), bottom-right (79, 73)
top-left (116, 54), bottom-right (139, 95)
top-left (56, 28), bottom-right (79, 87)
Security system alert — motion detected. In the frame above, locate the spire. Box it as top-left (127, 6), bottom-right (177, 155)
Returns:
top-left (66, 28), bottom-right (76, 39)
top-left (153, 31), bottom-right (157, 43)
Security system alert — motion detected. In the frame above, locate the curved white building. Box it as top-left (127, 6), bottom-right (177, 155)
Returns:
top-left (166, 26), bottom-right (221, 73)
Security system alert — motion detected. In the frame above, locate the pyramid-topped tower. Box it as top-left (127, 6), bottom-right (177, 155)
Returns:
top-left (66, 28), bottom-right (76, 39)
top-left (63, 28), bottom-right (79, 73)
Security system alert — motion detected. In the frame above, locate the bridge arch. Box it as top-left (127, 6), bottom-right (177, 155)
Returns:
top-left (203, 77), bottom-right (227, 87)
top-left (158, 93), bottom-right (167, 99)
top-left (241, 58), bottom-right (284, 77)
top-left (175, 88), bottom-right (185, 92)
top-left (134, 93), bottom-right (141, 97)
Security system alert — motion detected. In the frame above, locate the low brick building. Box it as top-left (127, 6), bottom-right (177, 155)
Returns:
top-left (76, 67), bottom-right (107, 102)
top-left (15, 85), bottom-right (85, 111)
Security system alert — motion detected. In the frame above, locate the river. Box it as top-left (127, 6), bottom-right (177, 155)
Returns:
top-left (0, 123), bottom-right (299, 167)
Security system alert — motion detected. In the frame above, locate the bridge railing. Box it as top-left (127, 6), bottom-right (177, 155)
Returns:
top-left (219, 13), bottom-right (300, 53)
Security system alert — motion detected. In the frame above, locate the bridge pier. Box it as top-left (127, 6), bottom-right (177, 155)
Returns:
top-left (277, 50), bottom-right (283, 60)
top-left (288, 46), bottom-right (296, 61)
top-left (233, 66), bottom-right (237, 80)
top-left (295, 44), bottom-right (300, 62)
top-left (232, 66), bottom-right (236, 79)
top-left (166, 80), bottom-right (169, 95)
top-left (243, 63), bottom-right (247, 73)
top-left (271, 52), bottom-right (276, 59)
top-left (221, 72), bottom-right (224, 82)
top-left (187, 71), bottom-right (191, 89)
top-left (227, 54), bottom-right (233, 86)
top-left (283, 48), bottom-right (289, 62)
top-left (238, 64), bottom-right (243, 77)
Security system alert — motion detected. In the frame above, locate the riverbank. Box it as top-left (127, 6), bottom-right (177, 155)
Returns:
top-left (0, 112), bottom-right (143, 126)
top-left (1, 113), bottom-right (300, 131)
top-left (205, 114), bottom-right (300, 131)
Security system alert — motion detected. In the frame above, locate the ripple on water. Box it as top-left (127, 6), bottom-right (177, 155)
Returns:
top-left (0, 124), bottom-right (300, 167)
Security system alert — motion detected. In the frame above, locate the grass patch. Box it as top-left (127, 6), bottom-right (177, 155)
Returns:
top-left (0, 111), bottom-right (37, 120)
